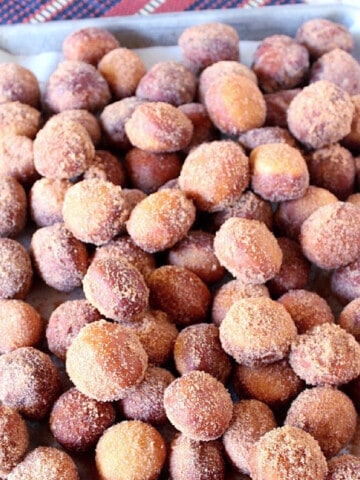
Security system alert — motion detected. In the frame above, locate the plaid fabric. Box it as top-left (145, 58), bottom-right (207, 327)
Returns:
top-left (0, 0), bottom-right (306, 24)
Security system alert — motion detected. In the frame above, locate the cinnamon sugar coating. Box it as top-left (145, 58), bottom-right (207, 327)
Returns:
top-left (0, 176), bottom-right (27, 238)
top-left (287, 80), bottom-right (354, 149)
top-left (219, 297), bottom-right (297, 366)
top-left (248, 425), bottom-right (328, 480)
top-left (83, 150), bottom-right (126, 186)
top-left (44, 60), bottom-right (111, 113)
top-left (289, 323), bottom-right (360, 386)
top-left (49, 109), bottom-right (101, 145)
top-left (310, 48), bottom-right (360, 96)
top-left (100, 97), bottom-right (145, 150)
top-left (331, 256), bottom-right (360, 303)
top-left (210, 190), bottom-right (273, 233)
top-left (306, 143), bottom-right (355, 200)
top-left (0, 63), bottom-right (40, 107)
top-left (62, 179), bottom-right (129, 246)
top-left (300, 201), bottom-right (360, 270)
top-left (274, 186), bottom-right (338, 240)
top-left (125, 148), bottom-right (182, 194)
top-left (168, 230), bottom-right (225, 284)
top-left (136, 61), bottom-right (197, 106)
top-left (204, 73), bottom-right (266, 136)
top-left (342, 94), bottom-right (360, 152)
top-left (95, 420), bottom-right (166, 480)
top-left (252, 34), bottom-right (309, 93)
top-left (178, 22), bottom-right (240, 73)
top-left (232, 359), bottom-right (304, 409)
top-left (164, 370), bottom-right (233, 441)
top-left (213, 217), bottom-right (282, 284)
top-left (30, 223), bottom-right (88, 292)
top-left (238, 126), bottom-right (297, 151)
top-left (296, 18), bottom-right (354, 59)
top-left (125, 101), bottom-right (193, 153)
top-left (169, 434), bottom-right (225, 480)
top-left (173, 323), bottom-right (232, 384)
top-left (46, 299), bottom-right (101, 360)
top-left (198, 60), bottom-right (257, 103)
top-left (29, 178), bottom-right (71, 227)
top-left (0, 404), bottom-right (29, 476)
top-left (63, 27), bottom-right (119, 65)
top-left (50, 387), bottom-right (116, 452)
top-left (0, 101), bottom-right (41, 138)
top-left (83, 256), bottom-right (149, 323)
top-left (0, 134), bottom-right (37, 185)
top-left (119, 366), bottom-right (175, 425)
top-left (250, 143), bottom-right (309, 202)
top-left (0, 346), bottom-right (61, 420)
top-left (7, 446), bottom-right (79, 480)
top-left (66, 320), bottom-right (148, 402)
top-left (148, 265), bottom-right (211, 327)
top-left (93, 234), bottom-right (155, 283)
top-left (326, 454), bottom-right (360, 479)
top-left (178, 140), bottom-right (249, 212)
top-left (223, 399), bottom-right (277, 475)
top-left (285, 386), bottom-right (357, 458)
top-left (127, 188), bottom-right (195, 253)
top-left (266, 237), bottom-right (311, 297)
top-left (98, 48), bottom-right (146, 99)
top-left (211, 279), bottom-right (270, 327)
top-left (338, 298), bottom-right (360, 342)
top-left (0, 300), bottom-right (43, 354)
top-left (123, 309), bottom-right (178, 366)
top-left (33, 119), bottom-right (95, 179)
top-left (264, 88), bottom-right (300, 128)
top-left (278, 289), bottom-right (334, 334)
top-left (0, 239), bottom-right (32, 300)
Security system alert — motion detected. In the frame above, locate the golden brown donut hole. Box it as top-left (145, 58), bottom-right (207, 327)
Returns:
top-left (0, 239), bottom-right (32, 300)
top-left (0, 346), bottom-right (61, 420)
top-left (125, 147), bottom-right (182, 194)
top-left (214, 217), bottom-right (282, 284)
top-left (98, 47), bottom-right (146, 100)
top-left (164, 370), bottom-right (233, 441)
top-left (232, 359), bottom-right (304, 409)
top-left (50, 387), bottom-right (116, 452)
top-left (223, 399), bottom-right (277, 475)
top-left (63, 26), bottom-right (120, 65)
top-left (169, 434), bottom-right (225, 480)
top-left (178, 140), bottom-right (249, 212)
top-left (95, 420), bottom-right (166, 480)
top-left (0, 404), bottom-right (29, 477)
top-left (46, 299), bottom-right (101, 360)
top-left (173, 323), bottom-right (232, 383)
top-left (178, 22), bottom-right (240, 74)
top-left (278, 289), bottom-right (335, 334)
top-left (66, 320), bottom-right (148, 402)
top-left (44, 60), bottom-right (111, 113)
top-left (29, 178), bottom-right (72, 227)
top-left (136, 61), bottom-right (197, 106)
top-left (0, 176), bottom-right (27, 238)
top-left (0, 300), bottom-right (43, 354)
top-left (118, 366), bottom-right (175, 425)
top-left (168, 230), bottom-right (225, 284)
top-left (30, 223), bottom-right (88, 293)
top-left (285, 386), bottom-right (357, 458)
top-left (148, 265), bottom-right (211, 327)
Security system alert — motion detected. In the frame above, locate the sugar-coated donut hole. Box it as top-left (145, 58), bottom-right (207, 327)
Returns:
top-left (0, 176), bottom-right (27, 238)
top-left (0, 404), bottom-right (29, 476)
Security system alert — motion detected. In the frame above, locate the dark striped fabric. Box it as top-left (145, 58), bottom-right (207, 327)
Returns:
top-left (0, 0), bottom-right (306, 24)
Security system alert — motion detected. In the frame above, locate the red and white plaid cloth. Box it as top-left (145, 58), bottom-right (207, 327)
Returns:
top-left (1, 0), bottom-right (305, 24)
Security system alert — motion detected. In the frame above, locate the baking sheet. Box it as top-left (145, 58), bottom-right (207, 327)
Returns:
top-left (2, 4), bottom-right (360, 479)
